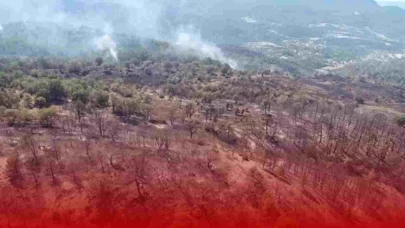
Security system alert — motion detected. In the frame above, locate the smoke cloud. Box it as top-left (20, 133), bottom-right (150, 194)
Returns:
top-left (94, 34), bottom-right (118, 62)
top-left (0, 0), bottom-right (237, 67)
top-left (175, 27), bottom-right (238, 68)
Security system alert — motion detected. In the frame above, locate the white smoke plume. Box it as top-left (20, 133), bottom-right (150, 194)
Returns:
top-left (0, 24), bottom-right (3, 31)
top-left (94, 34), bottom-right (118, 61)
top-left (174, 27), bottom-right (238, 68)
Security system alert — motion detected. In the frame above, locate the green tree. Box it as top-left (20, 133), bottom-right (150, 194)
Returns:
top-left (3, 109), bottom-right (19, 126)
top-left (38, 106), bottom-right (58, 128)
top-left (19, 109), bottom-right (34, 126)
top-left (0, 72), bottom-right (12, 87)
top-left (36, 88), bottom-right (50, 102)
top-left (72, 87), bottom-right (90, 104)
top-left (21, 93), bottom-right (33, 108)
top-left (49, 79), bottom-right (67, 102)
top-left (0, 91), bottom-right (20, 109)
top-left (34, 96), bottom-right (48, 108)
top-left (91, 90), bottom-right (109, 108)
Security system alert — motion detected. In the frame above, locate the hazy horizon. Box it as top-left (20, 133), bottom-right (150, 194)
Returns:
top-left (377, 0), bottom-right (405, 8)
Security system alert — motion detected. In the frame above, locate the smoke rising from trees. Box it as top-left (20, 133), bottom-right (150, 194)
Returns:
top-left (94, 34), bottom-right (118, 61)
top-left (175, 26), bottom-right (238, 68)
top-left (0, 0), bottom-right (237, 67)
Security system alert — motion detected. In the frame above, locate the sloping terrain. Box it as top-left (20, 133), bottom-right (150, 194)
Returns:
top-left (0, 55), bottom-right (404, 226)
